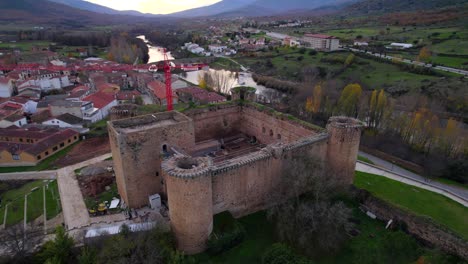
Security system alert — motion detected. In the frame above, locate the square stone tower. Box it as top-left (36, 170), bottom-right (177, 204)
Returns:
top-left (108, 111), bottom-right (195, 208)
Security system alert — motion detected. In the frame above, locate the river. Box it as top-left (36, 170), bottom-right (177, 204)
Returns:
top-left (136, 35), bottom-right (174, 63)
top-left (137, 35), bottom-right (285, 102)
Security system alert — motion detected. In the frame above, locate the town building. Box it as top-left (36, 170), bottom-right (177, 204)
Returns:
top-left (42, 113), bottom-right (85, 129)
top-left (147, 80), bottom-right (178, 107)
top-left (303, 34), bottom-right (340, 51)
top-left (0, 77), bottom-right (14, 98)
top-left (0, 126), bottom-right (79, 166)
top-left (387, 43), bottom-right (413, 49)
top-left (176, 87), bottom-right (226, 105)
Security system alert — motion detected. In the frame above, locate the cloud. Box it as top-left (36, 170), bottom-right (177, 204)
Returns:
top-left (85, 0), bottom-right (221, 14)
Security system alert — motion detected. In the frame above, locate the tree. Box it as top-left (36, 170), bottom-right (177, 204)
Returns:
top-left (338, 83), bottom-right (362, 117)
top-left (107, 52), bottom-right (115, 62)
top-left (198, 75), bottom-right (208, 90)
top-left (267, 154), bottom-right (353, 255)
top-left (344, 53), bottom-right (355, 67)
top-left (368, 89), bottom-right (388, 129)
top-left (418, 46), bottom-right (432, 62)
top-left (38, 226), bottom-right (74, 264)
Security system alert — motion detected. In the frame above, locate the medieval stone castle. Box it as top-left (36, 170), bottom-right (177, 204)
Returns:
top-left (108, 94), bottom-right (363, 254)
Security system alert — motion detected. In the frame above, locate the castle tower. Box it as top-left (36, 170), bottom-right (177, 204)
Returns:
top-left (163, 156), bottom-right (213, 254)
top-left (326, 116), bottom-right (364, 185)
top-left (107, 111), bottom-right (195, 208)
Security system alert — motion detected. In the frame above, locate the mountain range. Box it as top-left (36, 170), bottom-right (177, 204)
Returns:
top-left (0, 0), bottom-right (466, 25)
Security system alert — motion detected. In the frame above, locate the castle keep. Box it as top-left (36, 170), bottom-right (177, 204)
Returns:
top-left (108, 102), bottom-right (363, 254)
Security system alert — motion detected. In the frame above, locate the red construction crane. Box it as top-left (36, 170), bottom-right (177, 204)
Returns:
top-left (163, 49), bottom-right (174, 111)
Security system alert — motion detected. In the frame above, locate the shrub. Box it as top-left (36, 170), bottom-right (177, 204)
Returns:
top-left (262, 243), bottom-right (311, 264)
top-left (206, 221), bottom-right (246, 255)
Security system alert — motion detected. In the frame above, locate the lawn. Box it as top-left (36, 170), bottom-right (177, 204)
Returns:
top-left (354, 171), bottom-right (468, 240)
top-left (0, 41), bottom-right (51, 51)
top-left (357, 155), bottom-right (375, 165)
top-left (193, 203), bottom-right (458, 263)
top-left (0, 142), bottom-right (78, 173)
top-left (194, 211), bottom-right (276, 264)
top-left (0, 180), bottom-right (61, 226)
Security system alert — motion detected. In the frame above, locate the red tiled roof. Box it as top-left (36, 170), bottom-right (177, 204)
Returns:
top-left (71, 85), bottom-right (89, 93)
top-left (148, 80), bottom-right (178, 100)
top-left (83, 91), bottom-right (116, 109)
top-left (97, 82), bottom-right (119, 94)
top-left (177, 87), bottom-right (226, 104)
top-left (304, 34), bottom-right (336, 39)
top-left (0, 128), bottom-right (79, 156)
top-left (116, 90), bottom-right (141, 101)
top-left (1, 103), bottom-right (23, 110)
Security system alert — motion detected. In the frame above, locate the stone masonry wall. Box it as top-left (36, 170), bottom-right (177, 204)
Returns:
top-left (211, 135), bottom-right (329, 218)
top-left (185, 105), bottom-right (242, 142)
top-left (360, 192), bottom-right (468, 260)
top-left (240, 106), bottom-right (317, 144)
top-left (108, 112), bottom-right (196, 208)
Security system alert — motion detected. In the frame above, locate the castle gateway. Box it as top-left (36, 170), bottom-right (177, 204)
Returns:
top-left (108, 101), bottom-right (363, 254)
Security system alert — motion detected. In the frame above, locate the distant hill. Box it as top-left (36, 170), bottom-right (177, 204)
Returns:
top-left (171, 0), bottom-right (257, 17)
top-left (48, 0), bottom-right (159, 17)
top-left (0, 0), bottom-right (151, 25)
top-left (172, 0), bottom-right (355, 17)
top-left (345, 0), bottom-right (468, 14)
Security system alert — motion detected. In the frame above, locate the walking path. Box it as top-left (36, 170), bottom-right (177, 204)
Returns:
top-left (0, 170), bottom-right (57, 181)
top-left (358, 151), bottom-right (468, 200)
top-left (356, 161), bottom-right (468, 207)
top-left (57, 153), bottom-right (112, 231)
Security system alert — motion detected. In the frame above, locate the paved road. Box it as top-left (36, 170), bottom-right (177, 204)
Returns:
top-left (347, 47), bottom-right (468, 76)
top-left (358, 151), bottom-right (468, 201)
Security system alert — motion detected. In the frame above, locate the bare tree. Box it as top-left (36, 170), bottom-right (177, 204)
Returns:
top-left (267, 154), bottom-right (353, 254)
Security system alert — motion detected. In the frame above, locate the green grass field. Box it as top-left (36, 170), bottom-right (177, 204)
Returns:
top-left (0, 142), bottom-right (78, 173)
top-left (0, 180), bottom-right (61, 226)
top-left (0, 41), bottom-right (51, 51)
top-left (354, 171), bottom-right (468, 240)
top-left (193, 203), bottom-right (459, 264)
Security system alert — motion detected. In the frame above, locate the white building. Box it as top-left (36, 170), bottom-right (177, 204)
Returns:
top-left (17, 75), bottom-right (71, 92)
top-left (42, 113), bottom-right (84, 129)
top-left (0, 114), bottom-right (27, 128)
top-left (0, 77), bottom-right (13, 98)
top-left (388, 43), bottom-right (413, 49)
top-left (208, 45), bottom-right (227, 53)
top-left (354, 41), bottom-right (369, 46)
top-left (303, 34), bottom-right (340, 51)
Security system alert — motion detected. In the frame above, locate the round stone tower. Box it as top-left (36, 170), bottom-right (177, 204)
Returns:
top-left (162, 156), bottom-right (213, 254)
top-left (326, 116), bottom-right (364, 185)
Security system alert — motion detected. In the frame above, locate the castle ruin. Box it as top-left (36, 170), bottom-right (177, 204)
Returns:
top-left (108, 101), bottom-right (363, 254)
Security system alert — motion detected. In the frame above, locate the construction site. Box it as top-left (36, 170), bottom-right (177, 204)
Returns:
top-left (108, 91), bottom-right (364, 254)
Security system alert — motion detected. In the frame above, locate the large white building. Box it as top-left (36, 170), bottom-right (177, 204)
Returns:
top-left (0, 78), bottom-right (14, 98)
top-left (302, 34), bottom-right (340, 51)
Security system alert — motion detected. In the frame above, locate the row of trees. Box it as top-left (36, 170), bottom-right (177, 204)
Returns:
top-left (107, 33), bottom-right (149, 64)
top-left (299, 81), bottom-right (467, 181)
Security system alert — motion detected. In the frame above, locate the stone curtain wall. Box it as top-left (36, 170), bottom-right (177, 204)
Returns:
top-left (240, 106), bottom-right (316, 144)
top-left (359, 191), bottom-right (468, 260)
top-left (211, 135), bottom-right (329, 217)
top-left (185, 105), bottom-right (242, 142)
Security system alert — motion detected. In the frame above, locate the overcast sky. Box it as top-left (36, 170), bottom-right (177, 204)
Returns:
top-left (85, 0), bottom-right (221, 14)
